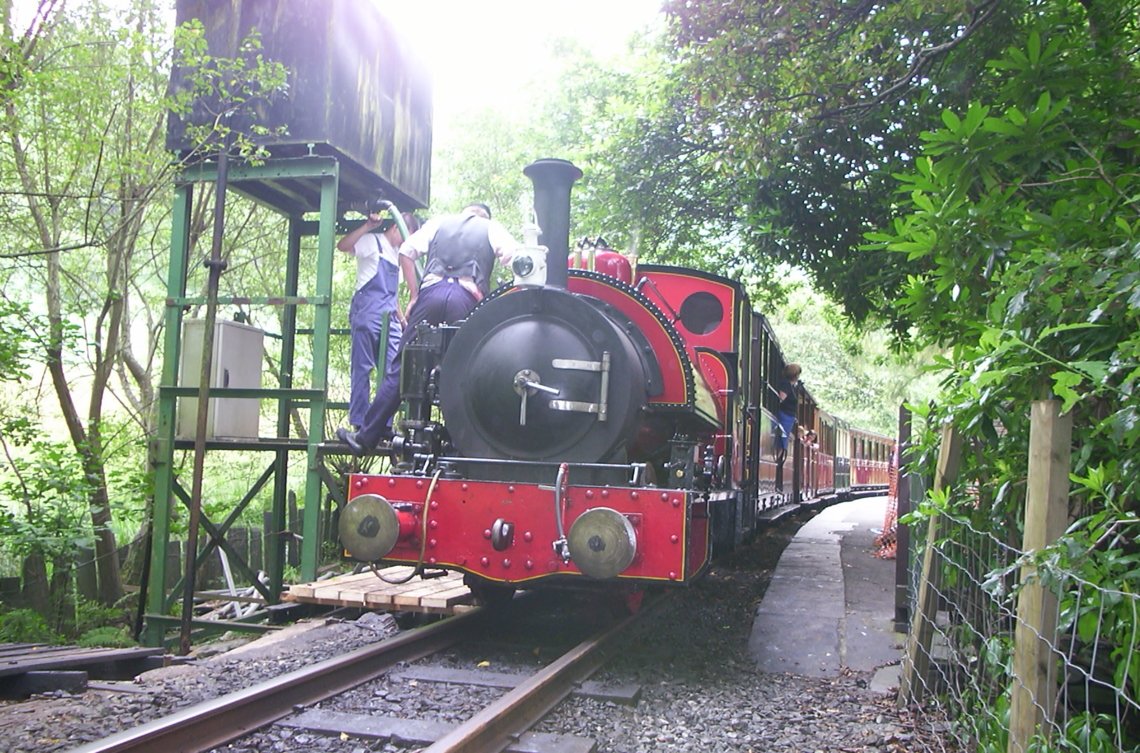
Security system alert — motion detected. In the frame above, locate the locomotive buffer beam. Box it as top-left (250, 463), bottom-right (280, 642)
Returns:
top-left (549, 352), bottom-right (610, 422)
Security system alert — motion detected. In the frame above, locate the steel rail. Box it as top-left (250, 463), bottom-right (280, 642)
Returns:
top-left (423, 593), bottom-right (671, 753)
top-left (69, 608), bottom-right (485, 753)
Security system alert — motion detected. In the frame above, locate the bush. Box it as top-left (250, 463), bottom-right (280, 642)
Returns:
top-left (74, 597), bottom-right (127, 635)
top-left (0, 608), bottom-right (63, 644)
top-left (77, 626), bottom-right (136, 648)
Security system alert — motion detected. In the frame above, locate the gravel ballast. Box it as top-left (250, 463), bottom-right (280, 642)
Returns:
top-left (0, 515), bottom-right (950, 752)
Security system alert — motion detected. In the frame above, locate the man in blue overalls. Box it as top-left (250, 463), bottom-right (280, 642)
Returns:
top-left (337, 208), bottom-right (420, 431)
top-left (337, 202), bottom-right (517, 454)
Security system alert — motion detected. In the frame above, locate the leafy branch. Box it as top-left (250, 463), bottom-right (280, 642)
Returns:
top-left (167, 21), bottom-right (290, 165)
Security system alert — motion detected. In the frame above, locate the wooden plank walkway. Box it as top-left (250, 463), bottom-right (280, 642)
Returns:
top-left (286, 566), bottom-right (475, 614)
top-left (0, 643), bottom-right (167, 679)
top-left (0, 642), bottom-right (171, 698)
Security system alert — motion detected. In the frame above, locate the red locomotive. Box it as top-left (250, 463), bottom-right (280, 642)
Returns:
top-left (338, 159), bottom-right (893, 603)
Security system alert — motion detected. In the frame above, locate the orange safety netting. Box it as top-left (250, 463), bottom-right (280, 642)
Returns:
top-left (874, 446), bottom-right (899, 559)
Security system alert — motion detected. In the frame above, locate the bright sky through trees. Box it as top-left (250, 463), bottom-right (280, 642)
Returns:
top-left (381, 0), bottom-right (664, 118)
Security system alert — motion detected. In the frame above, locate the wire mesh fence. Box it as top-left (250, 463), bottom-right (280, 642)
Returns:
top-left (899, 403), bottom-right (1139, 753)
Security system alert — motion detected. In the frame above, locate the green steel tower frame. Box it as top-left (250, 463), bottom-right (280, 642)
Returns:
top-left (144, 156), bottom-right (343, 647)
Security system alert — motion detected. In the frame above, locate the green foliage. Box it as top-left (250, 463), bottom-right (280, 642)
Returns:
top-left (77, 626), bottom-right (136, 648)
top-left (607, 0), bottom-right (1025, 331)
top-left (0, 0), bottom-right (196, 605)
top-left (1047, 714), bottom-right (1136, 753)
top-left (169, 20), bottom-right (290, 163)
top-left (875, 4), bottom-right (1140, 749)
top-left (960, 690), bottom-right (1137, 753)
top-left (1052, 507), bottom-right (1140, 722)
top-left (433, 108), bottom-right (536, 240)
top-left (0, 608), bottom-right (63, 644)
top-left (873, 2), bottom-right (1139, 512)
top-left (0, 415), bottom-right (98, 562)
top-left (72, 597), bottom-right (126, 635)
top-left (435, 34), bottom-right (793, 308)
top-left (100, 420), bottom-right (153, 533)
top-left (0, 298), bottom-right (34, 383)
top-left (769, 284), bottom-right (940, 434)
top-left (958, 688), bottom-right (1010, 753)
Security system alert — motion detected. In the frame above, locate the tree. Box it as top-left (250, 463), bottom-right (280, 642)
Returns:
top-left (434, 40), bottom-right (630, 223)
top-left (868, 2), bottom-right (1139, 494)
top-left (0, 0), bottom-right (292, 606)
top-left (0, 415), bottom-right (97, 623)
top-left (861, 5), bottom-right (1138, 745)
top-left (610, 0), bottom-right (1026, 331)
top-left (1, 1), bottom-right (183, 604)
top-left (769, 283), bottom-right (939, 435)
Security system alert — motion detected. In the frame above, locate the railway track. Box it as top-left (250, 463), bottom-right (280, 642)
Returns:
top-left (69, 594), bottom-right (667, 753)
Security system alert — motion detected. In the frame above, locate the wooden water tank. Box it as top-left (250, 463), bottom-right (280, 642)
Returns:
top-left (167, 0), bottom-right (432, 213)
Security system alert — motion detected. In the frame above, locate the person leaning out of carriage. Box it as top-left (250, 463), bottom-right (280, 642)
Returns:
top-left (774, 362), bottom-right (802, 460)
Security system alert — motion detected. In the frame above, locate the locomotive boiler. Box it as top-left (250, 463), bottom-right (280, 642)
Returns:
top-left (338, 158), bottom-right (892, 603)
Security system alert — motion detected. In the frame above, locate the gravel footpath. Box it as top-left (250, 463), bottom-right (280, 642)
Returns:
top-left (0, 515), bottom-right (952, 753)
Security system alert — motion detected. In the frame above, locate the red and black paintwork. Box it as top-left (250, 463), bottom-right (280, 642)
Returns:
top-left (347, 473), bottom-right (710, 585)
top-left (340, 159), bottom-right (894, 596)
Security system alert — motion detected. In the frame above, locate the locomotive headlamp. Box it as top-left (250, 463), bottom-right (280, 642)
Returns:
top-left (339, 493), bottom-right (409, 561)
top-left (567, 507), bottom-right (637, 579)
top-left (511, 245), bottom-right (547, 286)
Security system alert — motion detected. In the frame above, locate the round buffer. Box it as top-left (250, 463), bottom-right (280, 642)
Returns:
top-left (567, 507), bottom-right (637, 579)
top-left (339, 493), bottom-right (400, 562)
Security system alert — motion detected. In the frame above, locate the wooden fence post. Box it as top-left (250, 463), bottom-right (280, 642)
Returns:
top-left (1008, 400), bottom-right (1072, 753)
top-left (894, 405), bottom-right (912, 632)
top-left (898, 422), bottom-right (962, 706)
top-left (250, 527), bottom-right (262, 574)
top-left (76, 547), bottom-right (99, 601)
top-left (288, 491), bottom-right (300, 568)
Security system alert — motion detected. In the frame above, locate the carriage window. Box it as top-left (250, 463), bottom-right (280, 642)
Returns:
top-left (679, 292), bottom-right (724, 335)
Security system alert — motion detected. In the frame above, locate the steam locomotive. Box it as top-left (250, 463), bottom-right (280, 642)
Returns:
top-left (338, 159), bottom-right (893, 604)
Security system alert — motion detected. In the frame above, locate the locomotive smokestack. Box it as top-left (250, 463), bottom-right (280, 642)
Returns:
top-left (523, 158), bottom-right (582, 289)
